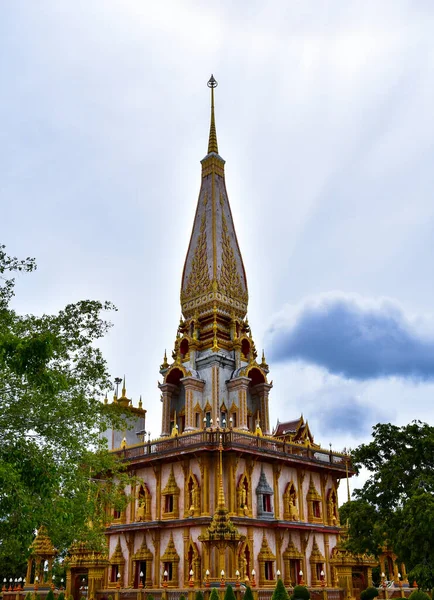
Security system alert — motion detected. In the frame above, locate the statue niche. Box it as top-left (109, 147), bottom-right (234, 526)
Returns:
top-left (184, 473), bottom-right (201, 517)
top-left (327, 487), bottom-right (338, 526)
top-left (237, 473), bottom-right (250, 516)
top-left (283, 481), bottom-right (299, 521)
top-left (136, 483), bottom-right (152, 522)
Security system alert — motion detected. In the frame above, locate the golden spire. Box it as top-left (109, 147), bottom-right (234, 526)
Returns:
top-left (161, 350), bottom-right (169, 370)
top-left (217, 435), bottom-right (226, 509)
top-left (260, 349), bottom-right (269, 370)
top-left (121, 375), bottom-right (126, 398)
top-left (207, 74), bottom-right (219, 155)
top-left (180, 75), bottom-right (248, 322)
top-left (199, 434), bottom-right (244, 544)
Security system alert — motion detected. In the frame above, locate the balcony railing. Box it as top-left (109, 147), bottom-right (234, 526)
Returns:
top-left (113, 429), bottom-right (349, 471)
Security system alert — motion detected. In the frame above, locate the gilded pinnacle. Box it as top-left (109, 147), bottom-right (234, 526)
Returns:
top-left (207, 74), bottom-right (219, 155)
top-left (218, 435), bottom-right (226, 509)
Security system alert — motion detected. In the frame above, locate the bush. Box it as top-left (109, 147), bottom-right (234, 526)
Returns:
top-left (360, 587), bottom-right (379, 600)
top-left (224, 586), bottom-right (236, 600)
top-left (179, 595), bottom-right (186, 600)
top-left (58, 592), bottom-right (65, 600)
top-left (46, 590), bottom-right (55, 600)
top-left (290, 586), bottom-right (310, 600)
top-left (210, 589), bottom-right (219, 600)
top-left (24, 593), bottom-right (32, 600)
top-left (146, 595), bottom-right (154, 600)
top-left (244, 587), bottom-right (254, 600)
top-left (409, 592), bottom-right (431, 600)
top-left (272, 579), bottom-right (290, 600)
top-left (195, 592), bottom-right (204, 600)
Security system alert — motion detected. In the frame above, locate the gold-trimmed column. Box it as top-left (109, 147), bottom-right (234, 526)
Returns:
top-left (228, 453), bottom-right (239, 515)
top-left (298, 472), bottom-right (306, 522)
top-left (226, 377), bottom-right (250, 430)
top-left (211, 365), bottom-right (220, 423)
top-left (153, 465), bottom-right (162, 520)
top-left (251, 383), bottom-right (273, 435)
top-left (200, 455), bottom-right (210, 516)
top-left (152, 530), bottom-right (161, 589)
top-left (158, 383), bottom-right (177, 437)
top-left (324, 535), bottom-right (331, 586)
top-left (321, 474), bottom-right (328, 526)
top-left (181, 377), bottom-right (205, 432)
top-left (273, 464), bottom-right (281, 520)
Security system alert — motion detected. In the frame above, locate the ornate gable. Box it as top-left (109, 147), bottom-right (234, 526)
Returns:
top-left (283, 535), bottom-right (303, 560)
top-left (110, 538), bottom-right (125, 565)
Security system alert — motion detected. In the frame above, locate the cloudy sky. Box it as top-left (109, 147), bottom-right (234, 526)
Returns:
top-left (2, 1), bottom-right (434, 498)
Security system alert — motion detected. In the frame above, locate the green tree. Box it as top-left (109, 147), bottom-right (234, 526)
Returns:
top-left (244, 587), bottom-right (254, 600)
top-left (340, 421), bottom-right (434, 590)
top-left (272, 578), bottom-right (290, 600)
top-left (408, 591), bottom-right (430, 600)
top-left (360, 587), bottom-right (379, 600)
top-left (290, 585), bottom-right (310, 600)
top-left (210, 589), bottom-right (219, 600)
top-left (195, 592), bottom-right (204, 600)
top-left (0, 244), bottom-right (130, 576)
top-left (224, 585), bottom-right (236, 600)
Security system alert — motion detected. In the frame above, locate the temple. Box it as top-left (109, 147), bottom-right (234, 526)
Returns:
top-left (20, 77), bottom-right (386, 600)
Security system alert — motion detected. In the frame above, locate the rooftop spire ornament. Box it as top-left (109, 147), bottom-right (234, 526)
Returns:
top-left (207, 74), bottom-right (219, 154)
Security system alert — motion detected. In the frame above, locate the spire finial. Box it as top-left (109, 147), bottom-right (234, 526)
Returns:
top-left (122, 375), bottom-right (126, 398)
top-left (207, 74), bottom-right (219, 155)
top-left (218, 435), bottom-right (226, 509)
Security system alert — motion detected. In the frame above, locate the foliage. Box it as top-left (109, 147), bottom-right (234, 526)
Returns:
top-left (210, 589), bottom-right (219, 600)
top-left (0, 244), bottom-right (131, 575)
top-left (146, 595), bottom-right (154, 600)
top-left (408, 591), bottom-right (430, 600)
top-left (46, 591), bottom-right (55, 600)
top-left (371, 567), bottom-right (381, 587)
top-left (360, 587), bottom-right (379, 600)
top-left (244, 587), bottom-right (254, 600)
top-left (340, 421), bottom-right (434, 590)
top-left (24, 593), bottom-right (32, 600)
top-left (195, 592), bottom-right (204, 600)
top-left (179, 595), bottom-right (186, 600)
top-left (224, 585), bottom-right (236, 600)
top-left (272, 578), bottom-right (290, 600)
top-left (58, 593), bottom-right (65, 600)
top-left (290, 586), bottom-right (310, 600)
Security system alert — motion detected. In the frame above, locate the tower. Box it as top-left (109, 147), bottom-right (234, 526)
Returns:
top-left (68, 77), bottom-right (358, 598)
top-left (159, 75), bottom-right (272, 439)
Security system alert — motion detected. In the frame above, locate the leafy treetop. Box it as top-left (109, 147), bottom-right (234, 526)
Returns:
top-left (340, 421), bottom-right (434, 590)
top-left (0, 244), bottom-right (131, 576)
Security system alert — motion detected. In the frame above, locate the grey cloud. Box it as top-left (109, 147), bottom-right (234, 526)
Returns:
top-left (315, 396), bottom-right (373, 437)
top-left (267, 294), bottom-right (434, 380)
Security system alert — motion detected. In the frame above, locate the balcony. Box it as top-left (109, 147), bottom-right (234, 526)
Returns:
top-left (112, 430), bottom-right (351, 474)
